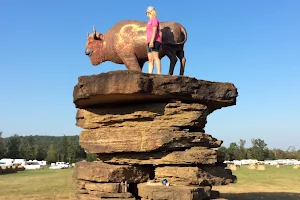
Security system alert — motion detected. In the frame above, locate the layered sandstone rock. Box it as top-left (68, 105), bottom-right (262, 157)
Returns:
top-left (154, 166), bottom-right (236, 186)
top-left (74, 162), bottom-right (154, 183)
top-left (73, 70), bottom-right (238, 200)
top-left (79, 128), bottom-right (222, 154)
top-left (97, 147), bottom-right (225, 165)
top-left (137, 183), bottom-right (212, 200)
top-left (73, 70), bottom-right (237, 110)
top-left (76, 102), bottom-right (211, 131)
top-left (74, 162), bottom-right (154, 199)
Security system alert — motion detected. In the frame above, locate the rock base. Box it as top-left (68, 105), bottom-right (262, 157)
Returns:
top-left (137, 183), bottom-right (213, 200)
top-left (73, 161), bottom-right (235, 199)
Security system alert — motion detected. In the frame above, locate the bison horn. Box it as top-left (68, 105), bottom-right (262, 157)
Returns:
top-left (93, 25), bottom-right (96, 34)
top-left (93, 25), bottom-right (99, 39)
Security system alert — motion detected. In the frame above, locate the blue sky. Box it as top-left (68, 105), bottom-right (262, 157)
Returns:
top-left (0, 1), bottom-right (299, 149)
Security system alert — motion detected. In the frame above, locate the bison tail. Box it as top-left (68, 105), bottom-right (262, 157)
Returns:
top-left (164, 25), bottom-right (187, 45)
top-left (177, 26), bottom-right (188, 45)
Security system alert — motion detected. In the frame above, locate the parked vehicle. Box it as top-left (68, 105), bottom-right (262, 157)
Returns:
top-left (49, 162), bottom-right (70, 169)
top-left (0, 158), bottom-right (14, 166)
top-left (24, 161), bottom-right (41, 170)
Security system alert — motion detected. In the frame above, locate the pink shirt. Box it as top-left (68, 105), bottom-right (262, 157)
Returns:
top-left (146, 17), bottom-right (162, 43)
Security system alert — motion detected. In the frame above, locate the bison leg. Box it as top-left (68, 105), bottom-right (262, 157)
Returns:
top-left (120, 55), bottom-right (142, 72)
top-left (138, 60), bottom-right (146, 70)
top-left (166, 52), bottom-right (177, 75)
top-left (176, 50), bottom-right (186, 76)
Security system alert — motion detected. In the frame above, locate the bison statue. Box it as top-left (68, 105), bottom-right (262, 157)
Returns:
top-left (85, 20), bottom-right (188, 75)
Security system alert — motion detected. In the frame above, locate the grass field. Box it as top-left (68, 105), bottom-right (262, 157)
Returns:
top-left (214, 165), bottom-right (300, 200)
top-left (0, 165), bottom-right (300, 200)
top-left (0, 168), bottom-right (76, 200)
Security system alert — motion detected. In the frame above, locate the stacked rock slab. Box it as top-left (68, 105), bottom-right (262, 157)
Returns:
top-left (73, 70), bottom-right (238, 200)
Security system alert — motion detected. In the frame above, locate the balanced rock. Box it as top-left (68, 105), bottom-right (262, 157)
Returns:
top-left (72, 70), bottom-right (238, 200)
top-left (73, 70), bottom-right (237, 110)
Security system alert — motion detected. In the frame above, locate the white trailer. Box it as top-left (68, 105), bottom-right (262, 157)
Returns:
top-left (0, 158), bottom-right (14, 166)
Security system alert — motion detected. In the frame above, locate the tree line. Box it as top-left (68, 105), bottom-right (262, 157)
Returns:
top-left (1, 131), bottom-right (299, 163)
top-left (218, 138), bottom-right (300, 161)
top-left (0, 131), bottom-right (96, 164)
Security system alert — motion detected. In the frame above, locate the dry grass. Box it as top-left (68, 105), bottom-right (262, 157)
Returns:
top-left (214, 165), bottom-right (300, 200)
top-left (0, 165), bottom-right (300, 200)
top-left (0, 168), bottom-right (76, 200)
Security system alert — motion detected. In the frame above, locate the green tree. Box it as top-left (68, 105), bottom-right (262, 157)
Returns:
top-left (66, 137), bottom-right (77, 163)
top-left (296, 149), bottom-right (300, 160)
top-left (19, 136), bottom-right (36, 160)
top-left (86, 153), bottom-right (97, 162)
top-left (0, 131), bottom-right (5, 158)
top-left (227, 142), bottom-right (239, 160)
top-left (6, 134), bottom-right (21, 158)
top-left (58, 135), bottom-right (69, 162)
top-left (286, 146), bottom-right (297, 159)
top-left (218, 146), bottom-right (229, 160)
top-left (45, 144), bottom-right (58, 163)
top-left (75, 143), bottom-right (86, 162)
top-left (272, 148), bottom-right (286, 159)
top-left (245, 148), bottom-right (252, 159)
top-left (35, 144), bottom-right (47, 160)
top-left (265, 149), bottom-right (277, 160)
top-left (236, 139), bottom-right (247, 160)
top-left (248, 138), bottom-right (268, 160)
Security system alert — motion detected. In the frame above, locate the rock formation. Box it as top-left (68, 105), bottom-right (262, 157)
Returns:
top-left (73, 70), bottom-right (238, 200)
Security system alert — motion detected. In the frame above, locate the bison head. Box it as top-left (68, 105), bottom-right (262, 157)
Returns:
top-left (85, 26), bottom-right (105, 66)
